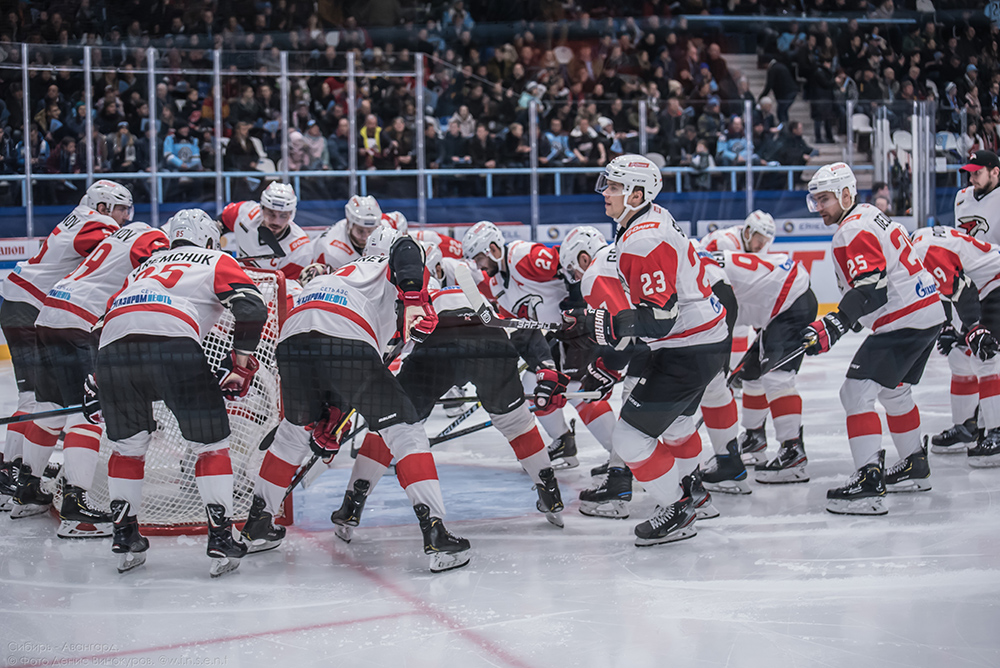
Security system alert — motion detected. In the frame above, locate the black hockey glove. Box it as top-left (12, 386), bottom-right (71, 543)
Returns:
top-left (534, 365), bottom-right (570, 415)
top-left (936, 323), bottom-right (962, 356)
top-left (83, 373), bottom-right (102, 425)
top-left (580, 359), bottom-right (622, 402)
top-left (966, 324), bottom-right (999, 361)
top-left (561, 307), bottom-right (620, 347)
top-left (800, 311), bottom-right (850, 356)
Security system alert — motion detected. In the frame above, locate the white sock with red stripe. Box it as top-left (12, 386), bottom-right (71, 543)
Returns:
top-left (841, 378), bottom-right (884, 469)
top-left (613, 418), bottom-right (680, 505)
top-left (948, 348), bottom-right (979, 424)
top-left (381, 422), bottom-right (445, 517)
top-left (255, 419), bottom-right (311, 515)
top-left (21, 411), bottom-right (62, 477)
top-left (491, 403), bottom-right (549, 483)
top-left (700, 372), bottom-right (738, 455)
top-left (662, 416), bottom-right (703, 480)
top-left (763, 371), bottom-right (802, 443)
top-left (880, 386), bottom-right (922, 460)
top-left (574, 399), bottom-right (616, 452)
top-left (193, 443), bottom-right (234, 515)
top-left (348, 432), bottom-right (393, 492)
top-left (107, 432), bottom-right (151, 512)
top-left (978, 358), bottom-right (1000, 430)
top-left (536, 409), bottom-right (569, 442)
top-left (731, 328), bottom-right (751, 370)
top-left (741, 380), bottom-right (769, 431)
top-left (3, 391), bottom-right (36, 463)
top-left (62, 420), bottom-right (103, 489)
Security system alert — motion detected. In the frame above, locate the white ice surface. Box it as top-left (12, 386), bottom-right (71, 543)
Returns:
top-left (2, 337), bottom-right (1000, 668)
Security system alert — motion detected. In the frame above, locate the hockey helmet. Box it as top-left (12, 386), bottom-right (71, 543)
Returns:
top-left (364, 224), bottom-right (402, 258)
top-left (260, 182), bottom-right (297, 215)
top-left (345, 195), bottom-right (383, 229)
top-left (596, 154), bottom-right (663, 223)
top-left (462, 221), bottom-right (504, 261)
top-left (298, 262), bottom-right (333, 286)
top-left (742, 210), bottom-right (776, 250)
top-left (382, 211), bottom-right (408, 235)
top-left (167, 208), bottom-right (221, 250)
top-left (560, 226), bottom-right (607, 283)
top-left (807, 162), bottom-right (857, 213)
top-left (84, 179), bottom-right (134, 221)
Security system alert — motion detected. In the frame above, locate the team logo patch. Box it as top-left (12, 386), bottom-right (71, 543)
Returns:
top-left (627, 161), bottom-right (650, 168)
top-left (958, 216), bottom-right (989, 237)
top-left (513, 294), bottom-right (543, 320)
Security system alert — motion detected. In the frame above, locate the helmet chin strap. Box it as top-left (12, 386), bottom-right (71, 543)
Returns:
top-left (614, 186), bottom-right (643, 224)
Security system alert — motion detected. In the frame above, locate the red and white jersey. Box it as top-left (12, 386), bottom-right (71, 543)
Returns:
top-left (430, 284), bottom-right (476, 318)
top-left (484, 240), bottom-right (567, 324)
top-left (617, 204), bottom-right (728, 349)
top-left (953, 185), bottom-right (1000, 246)
top-left (219, 200), bottom-right (312, 280)
top-left (281, 256), bottom-right (399, 354)
top-left (581, 245), bottom-right (629, 314)
top-left (37, 223), bottom-right (169, 332)
top-left (831, 203), bottom-right (944, 333)
top-left (440, 256), bottom-right (474, 288)
top-left (411, 230), bottom-right (463, 259)
top-left (911, 226), bottom-right (1000, 300)
top-left (699, 225), bottom-right (744, 252)
top-left (312, 219), bottom-right (364, 270)
top-left (100, 247), bottom-right (263, 348)
top-left (2, 205), bottom-right (120, 309)
top-left (719, 251), bottom-right (811, 329)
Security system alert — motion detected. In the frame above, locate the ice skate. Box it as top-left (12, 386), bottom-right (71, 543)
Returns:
top-left (886, 437), bottom-right (932, 491)
top-left (206, 503), bottom-right (247, 578)
top-left (330, 478), bottom-right (370, 532)
top-left (590, 459), bottom-right (610, 477)
top-left (931, 416), bottom-right (978, 454)
top-left (547, 419), bottom-right (578, 470)
top-left (11, 466), bottom-right (53, 519)
top-left (684, 469), bottom-right (719, 520)
top-left (700, 439), bottom-right (752, 494)
top-left (241, 495), bottom-right (286, 553)
top-left (579, 466), bottom-right (632, 519)
top-left (534, 467), bottom-right (565, 527)
top-left (0, 459), bottom-right (20, 512)
top-left (968, 428), bottom-right (1000, 468)
top-left (414, 503), bottom-right (470, 572)
top-left (738, 425), bottom-right (768, 465)
top-left (334, 525), bottom-right (354, 543)
top-left (441, 384), bottom-right (469, 418)
top-left (633, 499), bottom-right (697, 547)
top-left (111, 500), bottom-right (149, 573)
top-left (755, 429), bottom-right (809, 484)
top-left (58, 484), bottom-right (112, 538)
top-left (826, 451), bottom-right (887, 515)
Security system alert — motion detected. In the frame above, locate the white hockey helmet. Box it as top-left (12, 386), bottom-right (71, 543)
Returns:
top-left (345, 195), bottom-right (383, 229)
top-left (742, 210), bottom-right (776, 248)
top-left (84, 179), bottom-right (134, 220)
top-left (596, 154), bottom-right (663, 223)
top-left (364, 224), bottom-right (402, 257)
top-left (420, 241), bottom-right (444, 290)
top-left (807, 162), bottom-right (858, 213)
top-left (260, 181), bottom-right (297, 215)
top-left (560, 226), bottom-right (607, 283)
top-left (167, 208), bottom-right (221, 250)
top-left (462, 221), bottom-right (504, 261)
top-left (382, 211), bottom-right (408, 235)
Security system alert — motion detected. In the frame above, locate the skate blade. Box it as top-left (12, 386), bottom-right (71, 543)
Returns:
top-left (0, 495), bottom-right (11, 512)
top-left (694, 499), bottom-right (720, 520)
top-left (244, 537), bottom-right (283, 554)
top-left (444, 406), bottom-right (467, 418)
top-left (931, 443), bottom-right (971, 455)
top-left (702, 478), bottom-right (752, 495)
top-left (634, 525), bottom-right (697, 547)
top-left (10, 503), bottom-right (50, 518)
top-left (544, 511), bottom-right (564, 528)
top-left (968, 453), bottom-right (1000, 468)
top-left (578, 499), bottom-right (630, 519)
top-left (755, 464), bottom-right (810, 484)
top-left (549, 456), bottom-right (579, 470)
top-left (335, 525), bottom-right (354, 543)
top-left (210, 556), bottom-right (242, 578)
top-left (887, 478), bottom-right (932, 493)
top-left (57, 520), bottom-right (113, 539)
top-left (116, 551), bottom-right (146, 573)
top-left (826, 496), bottom-right (887, 515)
top-left (429, 550), bottom-right (471, 573)
top-left (740, 451), bottom-right (767, 466)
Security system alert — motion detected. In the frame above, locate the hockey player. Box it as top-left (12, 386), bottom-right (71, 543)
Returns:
top-left (411, 228), bottom-right (464, 259)
top-left (328, 226), bottom-right (565, 542)
top-left (218, 181), bottom-right (312, 280)
top-left (382, 210), bottom-right (408, 234)
top-left (0, 180), bottom-right (129, 514)
top-left (563, 155), bottom-right (731, 546)
top-left (19, 223), bottom-right (169, 536)
top-left (800, 163), bottom-right (944, 515)
top-left (911, 226), bottom-right (1000, 466)
top-left (700, 210), bottom-right (776, 254)
top-left (95, 208), bottom-right (268, 576)
top-left (930, 320), bottom-right (981, 452)
top-left (242, 229), bottom-right (473, 572)
top-left (953, 150), bottom-right (1000, 244)
top-left (311, 195), bottom-right (383, 269)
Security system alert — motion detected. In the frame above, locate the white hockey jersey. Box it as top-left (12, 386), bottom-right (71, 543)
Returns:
top-left (483, 240), bottom-right (568, 325)
top-left (281, 256), bottom-right (401, 354)
top-left (831, 203), bottom-right (944, 333)
top-left (100, 247), bottom-right (263, 347)
top-left (411, 230), bottom-right (464, 259)
top-left (219, 200), bottom-right (312, 280)
top-left (37, 223), bottom-right (169, 331)
top-left (617, 204), bottom-right (728, 349)
top-left (719, 251), bottom-right (811, 329)
top-left (312, 219), bottom-right (364, 270)
top-left (911, 226), bottom-right (1000, 300)
top-left (953, 184), bottom-right (1000, 246)
top-left (581, 245), bottom-right (630, 314)
top-left (2, 205), bottom-right (120, 309)
top-left (699, 225), bottom-right (744, 252)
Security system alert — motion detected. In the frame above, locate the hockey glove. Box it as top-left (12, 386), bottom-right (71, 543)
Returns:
top-left (83, 373), bottom-right (103, 425)
top-left (966, 324), bottom-right (999, 361)
top-left (800, 311), bottom-right (849, 356)
top-left (534, 365), bottom-right (571, 415)
top-left (308, 405), bottom-right (353, 458)
top-left (215, 351), bottom-right (260, 400)
top-left (561, 307), bottom-right (620, 347)
top-left (936, 323), bottom-right (962, 356)
top-left (580, 358), bottom-right (623, 402)
top-left (401, 289), bottom-right (439, 344)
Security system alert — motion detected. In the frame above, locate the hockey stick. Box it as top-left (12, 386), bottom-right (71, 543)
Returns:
top-left (454, 263), bottom-right (563, 330)
top-left (438, 390), bottom-right (604, 403)
top-left (0, 405), bottom-right (83, 426)
top-left (281, 407), bottom-right (356, 502)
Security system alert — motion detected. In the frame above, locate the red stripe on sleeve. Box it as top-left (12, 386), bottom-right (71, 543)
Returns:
top-left (73, 220), bottom-right (117, 257)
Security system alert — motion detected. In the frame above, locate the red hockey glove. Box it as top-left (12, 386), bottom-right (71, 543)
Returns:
top-left (307, 405), bottom-right (353, 458)
top-left (401, 289), bottom-right (439, 344)
top-left (800, 311), bottom-right (849, 356)
top-left (581, 358), bottom-right (622, 401)
top-left (215, 351), bottom-right (260, 399)
top-left (534, 365), bottom-right (570, 415)
top-left (966, 324), bottom-right (1000, 361)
